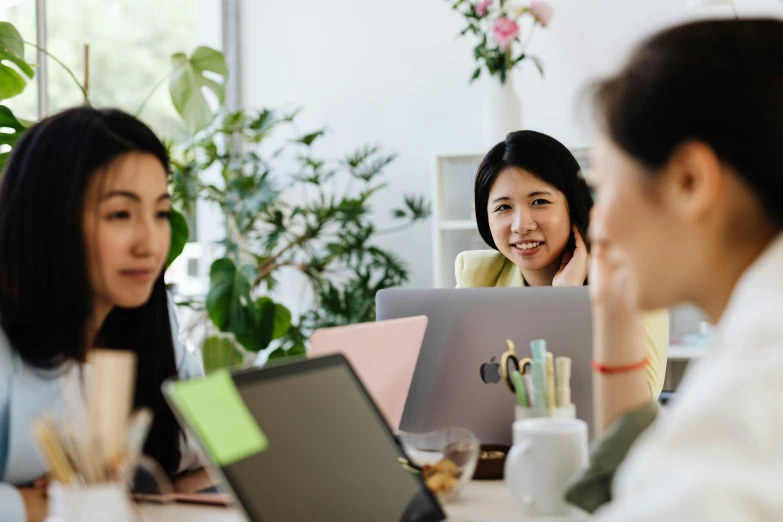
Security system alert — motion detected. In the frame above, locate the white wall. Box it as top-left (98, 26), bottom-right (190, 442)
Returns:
top-left (237, 0), bottom-right (782, 298)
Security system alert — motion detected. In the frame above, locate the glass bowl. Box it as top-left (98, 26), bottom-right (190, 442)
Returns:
top-left (397, 426), bottom-right (480, 501)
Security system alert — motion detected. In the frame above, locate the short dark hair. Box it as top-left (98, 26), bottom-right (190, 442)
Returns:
top-left (0, 106), bottom-right (183, 473)
top-left (593, 18), bottom-right (783, 226)
top-left (474, 130), bottom-right (593, 250)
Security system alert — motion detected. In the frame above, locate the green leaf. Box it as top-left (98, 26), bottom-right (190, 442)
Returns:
top-left (236, 296), bottom-right (276, 352)
top-left (267, 347), bottom-right (287, 361)
top-left (0, 22), bottom-right (24, 57)
top-left (265, 344), bottom-right (306, 366)
top-left (0, 106), bottom-right (26, 172)
top-left (170, 46), bottom-right (228, 134)
top-left (206, 258), bottom-right (259, 350)
top-left (166, 208), bottom-right (190, 266)
top-left (0, 23), bottom-right (35, 102)
top-left (470, 67), bottom-right (481, 82)
top-left (297, 130), bottom-right (326, 147)
top-left (288, 344), bottom-right (306, 356)
top-left (0, 104), bottom-right (25, 142)
top-left (0, 52), bottom-right (34, 101)
top-left (201, 336), bottom-right (243, 372)
top-left (528, 55), bottom-right (545, 78)
top-left (272, 303), bottom-right (292, 340)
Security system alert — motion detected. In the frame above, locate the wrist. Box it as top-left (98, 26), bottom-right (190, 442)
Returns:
top-left (591, 358), bottom-right (648, 374)
top-left (592, 311), bottom-right (646, 366)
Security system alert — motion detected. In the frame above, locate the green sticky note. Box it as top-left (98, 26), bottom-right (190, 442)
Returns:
top-left (170, 369), bottom-right (268, 466)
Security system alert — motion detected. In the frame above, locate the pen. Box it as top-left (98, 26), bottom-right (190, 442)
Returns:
top-left (522, 373), bottom-right (535, 406)
top-left (510, 370), bottom-right (529, 407)
top-left (530, 339), bottom-right (547, 362)
top-left (530, 340), bottom-right (549, 415)
top-left (546, 352), bottom-right (556, 415)
top-left (556, 356), bottom-right (572, 407)
top-left (531, 359), bottom-right (548, 415)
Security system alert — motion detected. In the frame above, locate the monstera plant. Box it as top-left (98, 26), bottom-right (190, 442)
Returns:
top-left (0, 20), bottom-right (431, 372)
top-left (0, 21), bottom-right (221, 268)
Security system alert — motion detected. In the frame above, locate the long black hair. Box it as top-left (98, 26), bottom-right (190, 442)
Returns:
top-left (593, 18), bottom-right (783, 228)
top-left (474, 130), bottom-right (593, 250)
top-left (0, 106), bottom-right (183, 473)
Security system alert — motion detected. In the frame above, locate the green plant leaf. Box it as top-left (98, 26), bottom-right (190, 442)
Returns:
top-left (257, 297), bottom-right (277, 337)
top-left (470, 67), bottom-right (481, 82)
top-left (272, 303), bottom-right (292, 340)
top-left (0, 22), bottom-right (24, 57)
top-left (528, 55), bottom-right (545, 78)
top-left (0, 23), bottom-right (35, 101)
top-left (288, 344), bottom-right (306, 356)
top-left (297, 130), bottom-right (326, 147)
top-left (206, 258), bottom-right (259, 348)
top-left (265, 344), bottom-right (306, 366)
top-left (166, 208), bottom-right (190, 267)
top-left (201, 336), bottom-right (244, 372)
top-left (170, 46), bottom-right (228, 134)
top-left (266, 347), bottom-right (287, 361)
top-left (0, 105), bottom-right (26, 172)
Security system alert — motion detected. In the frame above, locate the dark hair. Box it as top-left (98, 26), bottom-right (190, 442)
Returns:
top-left (593, 18), bottom-right (783, 226)
top-left (0, 106), bottom-right (183, 473)
top-left (474, 130), bottom-right (593, 250)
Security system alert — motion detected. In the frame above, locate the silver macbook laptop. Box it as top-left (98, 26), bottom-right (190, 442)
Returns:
top-left (376, 287), bottom-right (593, 446)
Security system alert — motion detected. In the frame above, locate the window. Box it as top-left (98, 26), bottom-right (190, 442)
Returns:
top-left (1, 0), bottom-right (227, 298)
top-left (4, 0), bottom-right (200, 138)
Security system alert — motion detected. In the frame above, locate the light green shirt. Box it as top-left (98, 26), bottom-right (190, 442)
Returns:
top-left (455, 250), bottom-right (670, 397)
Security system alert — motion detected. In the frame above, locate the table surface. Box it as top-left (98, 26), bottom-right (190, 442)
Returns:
top-left (24, 480), bottom-right (588, 522)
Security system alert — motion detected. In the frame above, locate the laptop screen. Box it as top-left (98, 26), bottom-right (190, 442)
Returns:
top-left (219, 356), bottom-right (444, 522)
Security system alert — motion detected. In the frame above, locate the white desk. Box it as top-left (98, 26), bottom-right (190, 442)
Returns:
top-left (138, 481), bottom-right (588, 522)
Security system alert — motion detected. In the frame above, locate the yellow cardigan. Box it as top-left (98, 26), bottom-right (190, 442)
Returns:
top-left (455, 250), bottom-right (669, 398)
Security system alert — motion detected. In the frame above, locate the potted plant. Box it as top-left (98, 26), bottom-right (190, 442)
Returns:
top-left (446, 0), bottom-right (553, 143)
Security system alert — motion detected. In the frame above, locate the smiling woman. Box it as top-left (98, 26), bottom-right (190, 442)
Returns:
top-left (0, 107), bottom-right (204, 522)
top-left (455, 130), bottom-right (669, 398)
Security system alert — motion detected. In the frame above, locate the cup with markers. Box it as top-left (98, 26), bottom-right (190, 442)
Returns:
top-left (500, 339), bottom-right (575, 421)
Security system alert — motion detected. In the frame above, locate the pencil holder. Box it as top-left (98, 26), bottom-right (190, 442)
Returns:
top-left (46, 481), bottom-right (137, 522)
top-left (514, 404), bottom-right (576, 422)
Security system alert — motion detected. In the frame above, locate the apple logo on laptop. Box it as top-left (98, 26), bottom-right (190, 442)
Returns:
top-left (480, 356), bottom-right (501, 384)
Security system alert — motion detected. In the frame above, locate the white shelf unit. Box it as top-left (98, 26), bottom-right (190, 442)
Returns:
top-left (432, 153), bottom-right (485, 288)
top-left (432, 148), bottom-right (592, 288)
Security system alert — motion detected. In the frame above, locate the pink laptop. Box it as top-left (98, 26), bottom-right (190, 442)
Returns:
top-left (308, 316), bottom-right (428, 431)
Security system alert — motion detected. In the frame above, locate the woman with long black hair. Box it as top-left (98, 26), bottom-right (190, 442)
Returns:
top-left (0, 107), bottom-right (204, 521)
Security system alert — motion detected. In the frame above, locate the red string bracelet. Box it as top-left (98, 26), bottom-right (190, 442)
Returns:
top-left (591, 358), bottom-right (648, 374)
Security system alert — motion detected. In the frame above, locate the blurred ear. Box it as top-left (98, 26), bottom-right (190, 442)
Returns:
top-left (660, 141), bottom-right (723, 222)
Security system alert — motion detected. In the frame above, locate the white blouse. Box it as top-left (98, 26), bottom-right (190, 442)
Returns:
top-left (597, 233), bottom-right (783, 521)
top-left (0, 293), bottom-right (204, 522)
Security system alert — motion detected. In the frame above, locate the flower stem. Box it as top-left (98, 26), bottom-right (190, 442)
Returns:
top-left (522, 23), bottom-right (538, 53)
top-left (136, 73), bottom-right (171, 117)
top-left (25, 41), bottom-right (89, 104)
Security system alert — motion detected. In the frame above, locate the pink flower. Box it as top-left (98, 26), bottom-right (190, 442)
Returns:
top-left (475, 0), bottom-right (492, 16)
top-left (529, 1), bottom-right (553, 27)
top-left (492, 17), bottom-right (520, 51)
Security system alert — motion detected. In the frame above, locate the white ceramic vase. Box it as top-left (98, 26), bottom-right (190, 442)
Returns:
top-left (482, 74), bottom-right (522, 147)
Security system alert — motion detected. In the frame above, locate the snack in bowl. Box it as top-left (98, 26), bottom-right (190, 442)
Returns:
top-left (422, 459), bottom-right (461, 494)
top-left (397, 427), bottom-right (480, 501)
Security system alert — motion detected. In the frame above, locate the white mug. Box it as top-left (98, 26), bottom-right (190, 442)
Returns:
top-left (504, 417), bottom-right (588, 517)
top-left (46, 481), bottom-right (137, 522)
